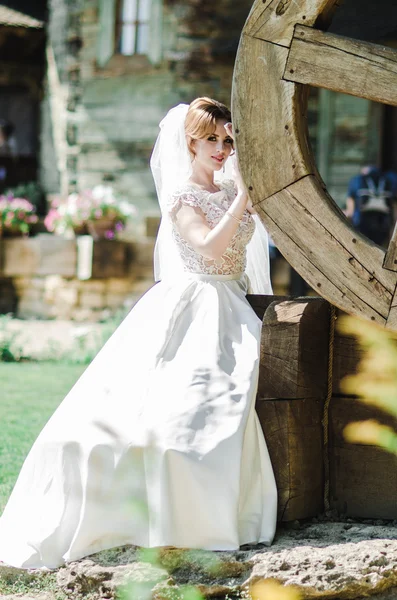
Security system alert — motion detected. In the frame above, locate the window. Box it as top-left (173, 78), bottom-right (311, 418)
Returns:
top-left (97, 0), bottom-right (162, 68)
top-left (116, 0), bottom-right (151, 56)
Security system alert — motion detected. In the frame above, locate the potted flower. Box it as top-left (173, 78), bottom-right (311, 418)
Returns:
top-left (44, 186), bottom-right (137, 240)
top-left (0, 195), bottom-right (38, 238)
top-left (85, 185), bottom-right (137, 240)
top-left (44, 193), bottom-right (89, 237)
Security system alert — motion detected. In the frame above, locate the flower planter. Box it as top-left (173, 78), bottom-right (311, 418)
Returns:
top-left (87, 217), bottom-right (117, 240)
top-left (1, 226), bottom-right (27, 238)
top-left (72, 224), bottom-right (89, 236)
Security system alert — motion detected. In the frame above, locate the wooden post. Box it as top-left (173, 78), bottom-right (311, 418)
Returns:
top-left (255, 297), bottom-right (331, 521)
top-left (329, 396), bottom-right (397, 519)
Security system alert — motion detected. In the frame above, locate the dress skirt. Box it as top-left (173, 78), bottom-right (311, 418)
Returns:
top-left (0, 273), bottom-right (277, 569)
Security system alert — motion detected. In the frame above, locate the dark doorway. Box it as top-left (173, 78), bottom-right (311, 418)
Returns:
top-left (0, 3), bottom-right (46, 210)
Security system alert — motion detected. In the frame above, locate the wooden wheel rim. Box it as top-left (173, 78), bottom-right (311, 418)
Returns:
top-left (232, 0), bottom-right (397, 329)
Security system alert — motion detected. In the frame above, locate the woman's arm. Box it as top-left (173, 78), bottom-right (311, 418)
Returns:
top-left (174, 190), bottom-right (249, 261)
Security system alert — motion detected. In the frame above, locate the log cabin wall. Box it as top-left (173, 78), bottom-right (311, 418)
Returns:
top-left (40, 0), bottom-right (397, 214)
top-left (40, 0), bottom-right (254, 219)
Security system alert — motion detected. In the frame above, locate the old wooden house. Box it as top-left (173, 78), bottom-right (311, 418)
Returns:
top-left (1, 0), bottom-right (395, 211)
top-left (0, 0), bottom-right (397, 317)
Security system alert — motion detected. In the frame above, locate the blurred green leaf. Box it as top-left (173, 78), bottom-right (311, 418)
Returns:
top-left (339, 316), bottom-right (397, 453)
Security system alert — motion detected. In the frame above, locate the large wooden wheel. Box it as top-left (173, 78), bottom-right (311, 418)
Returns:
top-left (232, 0), bottom-right (397, 329)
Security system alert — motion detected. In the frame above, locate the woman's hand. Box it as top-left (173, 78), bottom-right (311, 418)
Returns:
top-left (224, 123), bottom-right (248, 197)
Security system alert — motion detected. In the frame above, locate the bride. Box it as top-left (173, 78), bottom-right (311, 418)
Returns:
top-left (0, 97), bottom-right (277, 569)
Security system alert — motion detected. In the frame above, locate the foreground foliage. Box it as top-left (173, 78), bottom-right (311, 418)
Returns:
top-left (340, 316), bottom-right (397, 455)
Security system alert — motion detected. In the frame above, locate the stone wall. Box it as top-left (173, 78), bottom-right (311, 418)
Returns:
top-left (0, 233), bottom-right (156, 321)
top-left (14, 274), bottom-right (152, 321)
top-left (40, 0), bottom-right (253, 218)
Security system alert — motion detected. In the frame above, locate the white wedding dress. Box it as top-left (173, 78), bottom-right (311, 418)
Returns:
top-left (0, 181), bottom-right (277, 569)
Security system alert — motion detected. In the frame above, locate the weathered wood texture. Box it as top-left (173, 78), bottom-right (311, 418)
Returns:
top-left (332, 315), bottom-right (363, 396)
top-left (386, 284), bottom-right (397, 330)
top-left (329, 396), bottom-right (397, 519)
top-left (0, 235), bottom-right (137, 280)
top-left (255, 298), bottom-right (328, 521)
top-left (256, 397), bottom-right (324, 521)
top-left (1, 236), bottom-right (77, 277)
top-left (255, 176), bottom-right (396, 326)
top-left (384, 228), bottom-right (397, 273)
top-left (81, 238), bottom-right (134, 280)
top-left (285, 27), bottom-right (397, 108)
top-left (232, 36), bottom-right (317, 201)
top-left (245, 0), bottom-right (339, 47)
top-left (246, 294), bottom-right (289, 320)
top-left (258, 298), bottom-right (330, 399)
top-left (233, 0), bottom-right (397, 330)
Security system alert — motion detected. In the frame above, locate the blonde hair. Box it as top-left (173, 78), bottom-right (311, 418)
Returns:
top-left (185, 97), bottom-right (232, 158)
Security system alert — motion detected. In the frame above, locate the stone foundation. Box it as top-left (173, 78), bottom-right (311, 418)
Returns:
top-left (0, 234), bottom-right (155, 321)
top-left (12, 275), bottom-right (153, 321)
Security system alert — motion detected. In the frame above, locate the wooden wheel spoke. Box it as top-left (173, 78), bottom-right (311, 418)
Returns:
top-left (384, 226), bottom-right (397, 272)
top-left (285, 26), bottom-right (397, 107)
top-left (245, 0), bottom-right (339, 47)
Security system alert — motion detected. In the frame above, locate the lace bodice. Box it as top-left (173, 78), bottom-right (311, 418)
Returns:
top-left (168, 180), bottom-right (255, 276)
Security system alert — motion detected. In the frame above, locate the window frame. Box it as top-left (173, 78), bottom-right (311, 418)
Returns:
top-left (115, 0), bottom-right (151, 57)
top-left (97, 0), bottom-right (162, 69)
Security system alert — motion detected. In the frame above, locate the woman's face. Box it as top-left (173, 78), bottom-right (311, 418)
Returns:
top-left (191, 119), bottom-right (234, 173)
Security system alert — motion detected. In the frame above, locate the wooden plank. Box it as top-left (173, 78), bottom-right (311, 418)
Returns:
top-left (35, 235), bottom-right (77, 277)
top-left (90, 240), bottom-right (132, 279)
top-left (329, 396), bottom-right (397, 519)
top-left (255, 175), bottom-right (397, 326)
top-left (285, 26), bottom-right (397, 108)
top-left (232, 36), bottom-right (317, 202)
top-left (2, 238), bottom-right (40, 277)
top-left (383, 224), bottom-right (397, 272)
top-left (256, 397), bottom-right (324, 521)
top-left (244, 0), bottom-right (338, 47)
top-left (1, 236), bottom-right (75, 278)
top-left (1, 236), bottom-right (137, 280)
top-left (258, 298), bottom-right (330, 400)
top-left (386, 283), bottom-right (397, 330)
top-left (332, 314), bottom-right (363, 396)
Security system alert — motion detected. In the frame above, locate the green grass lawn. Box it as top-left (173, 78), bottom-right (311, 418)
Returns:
top-left (0, 362), bottom-right (86, 514)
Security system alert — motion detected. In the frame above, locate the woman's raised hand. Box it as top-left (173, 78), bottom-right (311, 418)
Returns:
top-left (224, 123), bottom-right (248, 198)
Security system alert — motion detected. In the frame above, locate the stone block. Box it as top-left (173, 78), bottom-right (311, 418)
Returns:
top-left (17, 300), bottom-right (53, 320)
top-left (78, 280), bottom-right (107, 294)
top-left (13, 277), bottom-right (31, 290)
top-left (104, 293), bottom-right (126, 308)
top-left (106, 278), bottom-right (134, 294)
top-left (79, 291), bottom-right (105, 309)
top-left (56, 286), bottom-right (79, 307)
top-left (71, 307), bottom-right (96, 322)
top-left (18, 288), bottom-right (43, 302)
